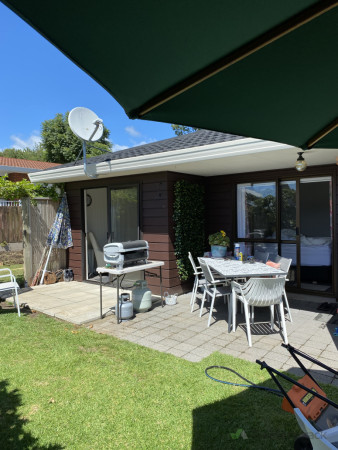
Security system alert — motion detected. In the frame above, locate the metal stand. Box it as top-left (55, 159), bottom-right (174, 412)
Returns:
top-left (97, 261), bottom-right (164, 323)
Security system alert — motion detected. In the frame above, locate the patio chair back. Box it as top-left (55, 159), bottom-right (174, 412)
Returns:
top-left (254, 251), bottom-right (269, 263)
top-left (198, 258), bottom-right (216, 285)
top-left (188, 252), bottom-right (200, 275)
top-left (88, 231), bottom-right (105, 267)
top-left (239, 277), bottom-right (285, 307)
top-left (275, 256), bottom-right (292, 275)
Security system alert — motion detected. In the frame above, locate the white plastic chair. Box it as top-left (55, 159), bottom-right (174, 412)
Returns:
top-left (254, 251), bottom-right (269, 263)
top-left (0, 268), bottom-right (21, 317)
top-left (188, 252), bottom-right (205, 312)
top-left (198, 258), bottom-right (231, 329)
top-left (231, 277), bottom-right (287, 347)
top-left (275, 256), bottom-right (293, 322)
top-left (88, 231), bottom-right (105, 267)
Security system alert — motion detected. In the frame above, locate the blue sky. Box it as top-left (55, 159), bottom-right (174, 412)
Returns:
top-left (0, 3), bottom-right (174, 152)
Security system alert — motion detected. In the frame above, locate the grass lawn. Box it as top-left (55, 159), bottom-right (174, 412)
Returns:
top-left (0, 309), bottom-right (337, 449)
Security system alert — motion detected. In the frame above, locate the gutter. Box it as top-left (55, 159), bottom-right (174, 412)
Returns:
top-left (28, 138), bottom-right (292, 184)
top-left (0, 166), bottom-right (42, 174)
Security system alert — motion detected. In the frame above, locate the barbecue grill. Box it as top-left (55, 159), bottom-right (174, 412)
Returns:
top-left (103, 240), bottom-right (149, 269)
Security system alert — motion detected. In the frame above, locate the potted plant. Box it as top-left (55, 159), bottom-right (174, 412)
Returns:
top-left (208, 230), bottom-right (230, 257)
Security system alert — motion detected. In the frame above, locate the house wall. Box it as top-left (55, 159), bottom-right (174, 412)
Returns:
top-left (205, 164), bottom-right (337, 296)
top-left (7, 173), bottom-right (29, 182)
top-left (65, 163), bottom-right (337, 297)
top-left (65, 172), bottom-right (203, 295)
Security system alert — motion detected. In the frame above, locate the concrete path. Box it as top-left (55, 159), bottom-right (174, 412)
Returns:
top-left (11, 281), bottom-right (338, 385)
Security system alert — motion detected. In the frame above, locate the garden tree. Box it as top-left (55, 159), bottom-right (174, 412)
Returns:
top-left (41, 112), bottom-right (112, 164)
top-left (0, 175), bottom-right (59, 203)
top-left (0, 145), bottom-right (47, 161)
top-left (171, 124), bottom-right (199, 136)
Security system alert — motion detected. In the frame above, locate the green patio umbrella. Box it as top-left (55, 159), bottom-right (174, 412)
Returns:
top-left (2, 0), bottom-right (338, 149)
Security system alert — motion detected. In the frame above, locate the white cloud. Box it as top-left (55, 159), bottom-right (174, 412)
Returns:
top-left (113, 143), bottom-right (129, 151)
top-left (10, 133), bottom-right (42, 149)
top-left (131, 138), bottom-right (156, 147)
top-left (125, 126), bottom-right (141, 138)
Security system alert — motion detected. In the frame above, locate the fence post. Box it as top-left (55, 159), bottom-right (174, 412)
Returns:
top-left (22, 198), bottom-right (33, 283)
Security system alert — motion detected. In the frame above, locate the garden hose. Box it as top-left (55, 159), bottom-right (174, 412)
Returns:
top-left (205, 365), bottom-right (284, 397)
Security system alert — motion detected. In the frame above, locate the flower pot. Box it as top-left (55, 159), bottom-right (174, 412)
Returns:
top-left (211, 245), bottom-right (227, 257)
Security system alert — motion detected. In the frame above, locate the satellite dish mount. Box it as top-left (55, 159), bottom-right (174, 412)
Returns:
top-left (68, 107), bottom-right (104, 178)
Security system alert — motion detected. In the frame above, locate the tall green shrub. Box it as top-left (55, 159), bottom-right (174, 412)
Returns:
top-left (173, 180), bottom-right (205, 280)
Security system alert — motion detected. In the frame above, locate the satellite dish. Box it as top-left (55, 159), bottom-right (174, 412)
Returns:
top-left (68, 107), bottom-right (105, 179)
top-left (68, 107), bottom-right (103, 142)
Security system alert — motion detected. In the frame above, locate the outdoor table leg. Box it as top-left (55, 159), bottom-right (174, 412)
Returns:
top-left (160, 266), bottom-right (163, 307)
top-left (116, 274), bottom-right (120, 324)
top-left (100, 272), bottom-right (103, 319)
top-left (232, 291), bottom-right (237, 333)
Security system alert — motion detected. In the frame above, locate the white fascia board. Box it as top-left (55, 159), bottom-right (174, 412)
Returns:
top-left (0, 166), bottom-right (41, 174)
top-left (28, 138), bottom-right (292, 183)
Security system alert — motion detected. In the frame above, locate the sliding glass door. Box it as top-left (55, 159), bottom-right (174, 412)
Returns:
top-left (280, 180), bottom-right (297, 288)
top-left (237, 182), bottom-right (278, 261)
top-left (299, 177), bottom-right (332, 292)
top-left (237, 176), bottom-right (333, 294)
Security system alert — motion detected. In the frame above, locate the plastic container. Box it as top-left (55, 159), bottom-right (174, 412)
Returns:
top-left (132, 280), bottom-right (152, 312)
top-left (164, 292), bottom-right (177, 305)
top-left (234, 243), bottom-right (240, 260)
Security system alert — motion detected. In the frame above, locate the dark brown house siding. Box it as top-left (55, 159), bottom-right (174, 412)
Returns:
top-left (65, 172), bottom-right (203, 295)
top-left (64, 163), bottom-right (337, 298)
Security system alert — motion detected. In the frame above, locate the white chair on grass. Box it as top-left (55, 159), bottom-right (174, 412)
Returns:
top-left (198, 258), bottom-right (232, 329)
top-left (0, 268), bottom-right (21, 317)
top-left (188, 252), bottom-right (205, 312)
top-left (275, 256), bottom-right (293, 322)
top-left (231, 277), bottom-right (287, 347)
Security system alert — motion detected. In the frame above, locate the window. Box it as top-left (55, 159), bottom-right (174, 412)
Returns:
top-left (237, 182), bottom-right (276, 239)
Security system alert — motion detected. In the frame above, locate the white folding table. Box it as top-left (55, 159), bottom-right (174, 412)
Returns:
top-left (97, 260), bottom-right (164, 323)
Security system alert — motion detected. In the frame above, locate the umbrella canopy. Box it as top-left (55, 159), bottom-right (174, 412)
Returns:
top-left (3, 0), bottom-right (338, 149)
top-left (46, 193), bottom-right (73, 249)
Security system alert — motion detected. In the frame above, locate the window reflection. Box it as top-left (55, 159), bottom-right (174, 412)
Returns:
top-left (237, 182), bottom-right (276, 239)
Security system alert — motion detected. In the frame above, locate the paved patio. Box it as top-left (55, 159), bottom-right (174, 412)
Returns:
top-left (10, 281), bottom-right (338, 385)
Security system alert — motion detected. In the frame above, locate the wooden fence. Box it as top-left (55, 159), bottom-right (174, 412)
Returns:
top-left (0, 205), bottom-right (23, 243)
top-left (22, 198), bottom-right (67, 284)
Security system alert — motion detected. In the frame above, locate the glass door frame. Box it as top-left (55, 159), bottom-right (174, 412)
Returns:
top-left (235, 171), bottom-right (336, 296)
top-left (108, 183), bottom-right (140, 243)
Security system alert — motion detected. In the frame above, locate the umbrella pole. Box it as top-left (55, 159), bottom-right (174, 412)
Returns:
top-left (40, 246), bottom-right (53, 285)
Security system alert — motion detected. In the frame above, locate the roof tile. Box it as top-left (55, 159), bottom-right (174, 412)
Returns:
top-left (0, 157), bottom-right (60, 170)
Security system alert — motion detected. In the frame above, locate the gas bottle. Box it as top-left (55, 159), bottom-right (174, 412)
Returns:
top-left (132, 280), bottom-right (152, 312)
top-left (118, 293), bottom-right (134, 320)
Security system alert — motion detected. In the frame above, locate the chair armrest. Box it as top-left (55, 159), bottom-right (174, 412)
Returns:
top-left (231, 280), bottom-right (244, 295)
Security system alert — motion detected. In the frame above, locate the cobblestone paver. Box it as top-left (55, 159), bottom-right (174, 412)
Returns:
top-left (14, 281), bottom-right (338, 384)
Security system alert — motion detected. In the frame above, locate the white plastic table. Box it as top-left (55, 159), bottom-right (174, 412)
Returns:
top-left (200, 258), bottom-right (287, 279)
top-left (97, 260), bottom-right (165, 323)
top-left (200, 258), bottom-right (287, 332)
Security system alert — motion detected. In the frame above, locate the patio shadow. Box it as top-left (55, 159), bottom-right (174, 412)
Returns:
top-left (0, 380), bottom-right (64, 449)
